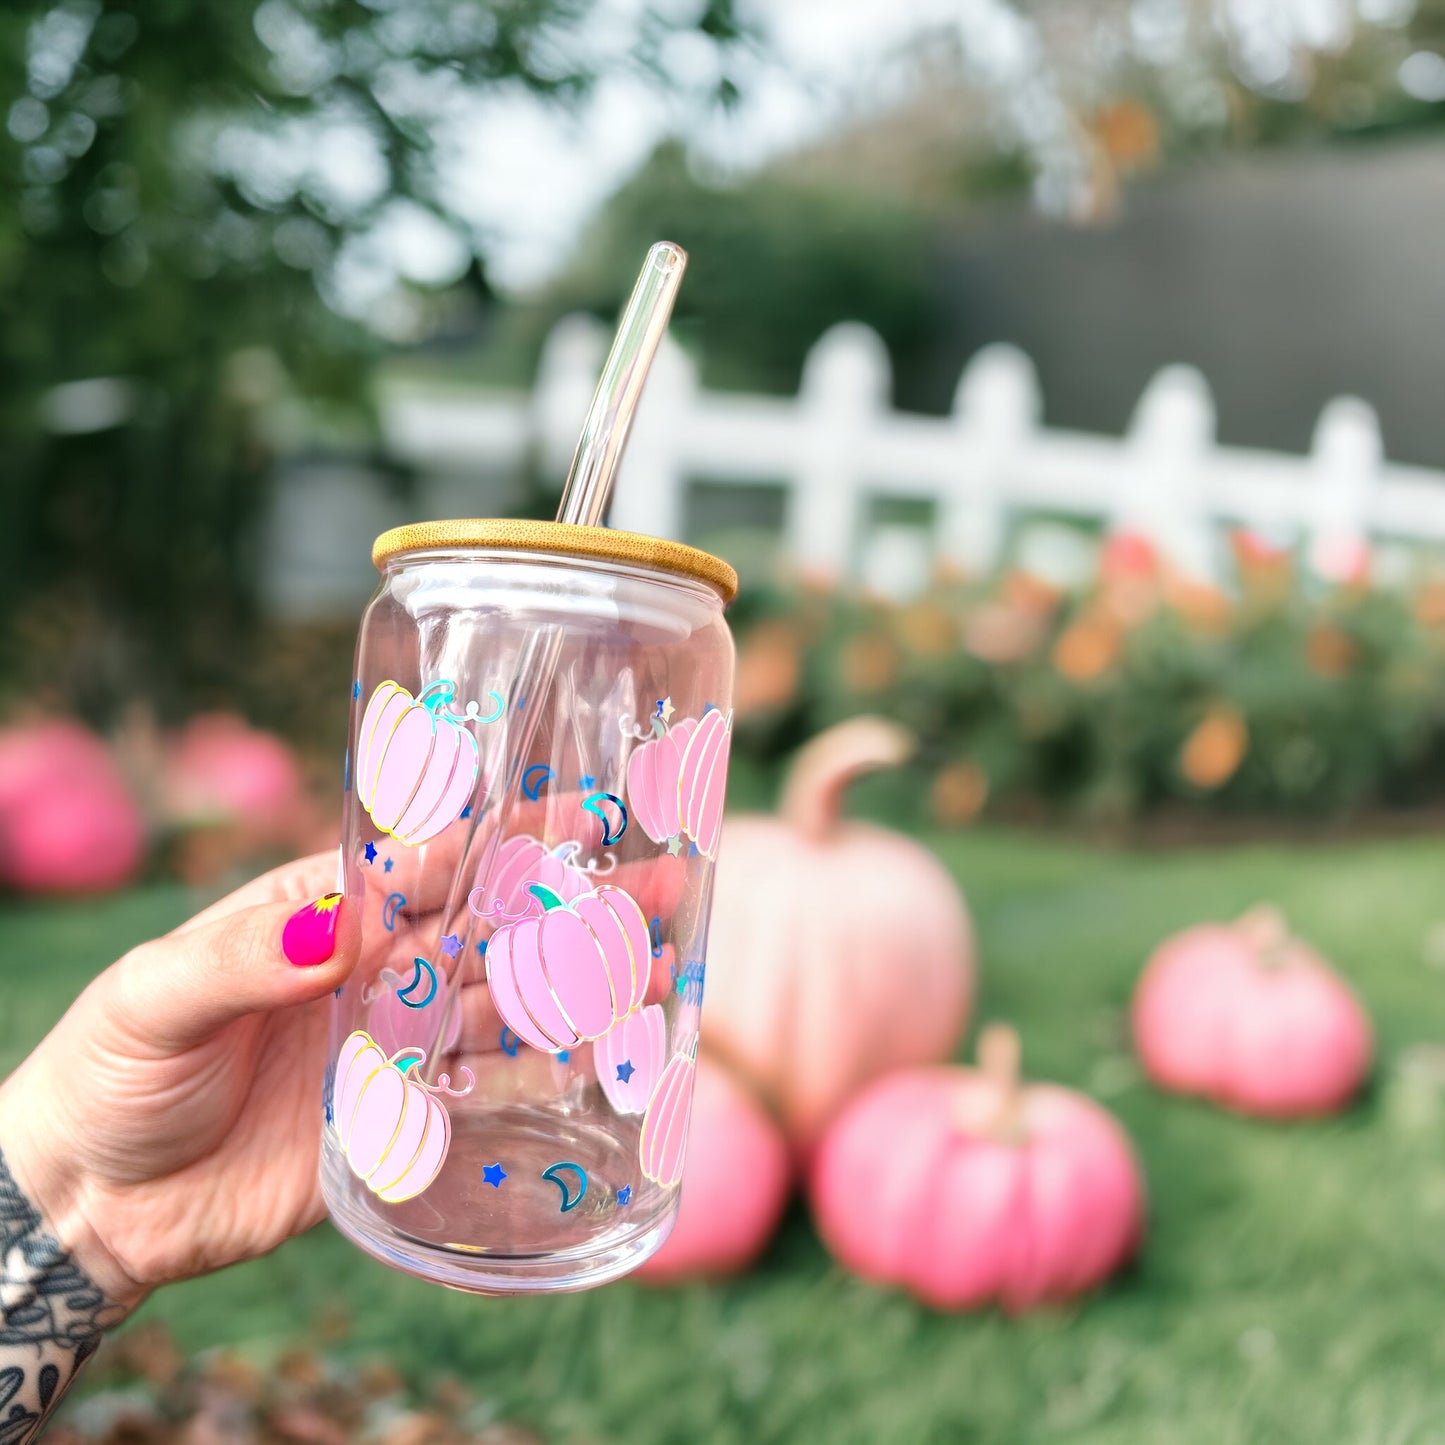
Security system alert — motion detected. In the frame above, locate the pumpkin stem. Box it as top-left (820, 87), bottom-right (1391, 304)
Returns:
top-left (779, 716), bottom-right (915, 843)
top-left (1236, 903), bottom-right (1291, 967)
top-left (417, 680), bottom-right (456, 713)
top-left (977, 1024), bottom-right (1026, 1142)
top-left (528, 882), bottom-right (569, 913)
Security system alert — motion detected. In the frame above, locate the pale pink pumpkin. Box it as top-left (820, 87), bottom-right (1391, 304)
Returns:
top-left (1132, 905), bottom-right (1373, 1117)
top-left (0, 721), bottom-right (144, 896)
top-left (486, 881), bottom-right (652, 1052)
top-left (625, 708), bottom-right (732, 856)
top-left (469, 833), bottom-right (591, 920)
top-left (626, 717), bottom-right (696, 845)
top-left (810, 1027), bottom-right (1145, 1312)
top-left (163, 712), bottom-right (302, 840)
top-left (637, 1055), bottom-right (791, 1282)
top-left (595, 1003), bottom-right (667, 1113)
top-left (334, 1030), bottom-right (472, 1203)
top-left (640, 1050), bottom-right (696, 1187)
top-left (678, 707), bottom-right (731, 858)
top-left (705, 717), bottom-right (974, 1153)
top-left (355, 680), bottom-right (479, 846)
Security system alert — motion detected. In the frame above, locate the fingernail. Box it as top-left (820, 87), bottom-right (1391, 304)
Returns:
top-left (283, 893), bottom-right (343, 967)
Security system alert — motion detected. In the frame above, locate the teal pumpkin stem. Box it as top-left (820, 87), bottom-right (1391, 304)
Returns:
top-left (418, 679), bottom-right (456, 714)
top-left (528, 882), bottom-right (570, 913)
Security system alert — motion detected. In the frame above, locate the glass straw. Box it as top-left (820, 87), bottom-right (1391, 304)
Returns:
top-left (424, 242), bottom-right (689, 1065)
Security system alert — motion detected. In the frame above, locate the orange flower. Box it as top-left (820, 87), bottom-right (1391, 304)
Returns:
top-left (1179, 708), bottom-right (1248, 790)
top-left (840, 632), bottom-right (901, 695)
top-left (931, 761), bottom-right (989, 826)
top-left (1052, 613), bottom-right (1122, 682)
top-left (1305, 625), bottom-right (1357, 678)
top-left (1164, 576), bottom-right (1232, 636)
top-left (1092, 101), bottom-right (1159, 170)
top-left (1414, 582), bottom-right (1445, 629)
top-left (964, 603), bottom-right (1044, 664)
top-left (1002, 569), bottom-right (1062, 620)
top-left (895, 601), bottom-right (958, 657)
top-left (734, 619), bottom-right (802, 718)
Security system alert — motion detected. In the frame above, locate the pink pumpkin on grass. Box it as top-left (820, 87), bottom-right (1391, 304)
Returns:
top-left (0, 721), bottom-right (145, 895)
top-left (164, 712), bottom-right (303, 842)
top-left (355, 680), bottom-right (480, 846)
top-left (1132, 905), bottom-right (1372, 1117)
top-left (705, 717), bottom-right (974, 1153)
top-left (486, 881), bottom-right (652, 1052)
top-left (810, 1027), bottom-right (1145, 1312)
top-left (638, 1055), bottom-right (791, 1282)
top-left (626, 707), bottom-right (731, 857)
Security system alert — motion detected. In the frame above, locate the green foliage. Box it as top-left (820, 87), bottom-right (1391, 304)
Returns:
top-left (729, 560), bottom-right (1445, 828)
top-left (533, 142), bottom-right (945, 402)
top-left (0, 0), bottom-right (743, 718)
top-left (14, 831), bottom-right (1445, 1443)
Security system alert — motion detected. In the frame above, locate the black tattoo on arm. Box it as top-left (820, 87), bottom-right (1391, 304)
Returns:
top-left (0, 1147), bottom-right (113, 1444)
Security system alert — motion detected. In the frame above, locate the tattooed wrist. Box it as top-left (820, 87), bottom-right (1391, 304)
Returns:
top-left (0, 1146), bottom-right (117, 1444)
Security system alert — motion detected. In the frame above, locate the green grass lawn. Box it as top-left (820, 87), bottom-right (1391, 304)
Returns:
top-left (7, 830), bottom-right (1445, 1444)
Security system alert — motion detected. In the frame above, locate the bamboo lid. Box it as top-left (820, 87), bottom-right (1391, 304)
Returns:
top-left (371, 519), bottom-right (738, 602)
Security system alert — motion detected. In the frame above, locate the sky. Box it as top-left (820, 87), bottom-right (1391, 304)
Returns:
top-left (432, 0), bottom-right (1393, 293)
top-left (440, 0), bottom-right (973, 292)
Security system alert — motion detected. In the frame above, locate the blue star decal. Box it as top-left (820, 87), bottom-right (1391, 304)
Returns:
top-left (675, 973), bottom-right (688, 997)
top-left (476, 939), bottom-right (488, 957)
top-left (383, 856), bottom-right (393, 873)
top-left (482, 1163), bottom-right (507, 1188)
top-left (616, 1185), bottom-right (633, 1207)
top-left (439, 933), bottom-right (463, 959)
top-left (460, 803), bottom-right (472, 819)
top-left (688, 842), bottom-right (701, 858)
top-left (579, 774), bottom-right (596, 789)
top-left (352, 680), bottom-right (361, 699)
top-left (363, 841), bottom-right (378, 864)
top-left (556, 1049), bottom-right (571, 1063)
top-left (616, 1059), bottom-right (636, 1084)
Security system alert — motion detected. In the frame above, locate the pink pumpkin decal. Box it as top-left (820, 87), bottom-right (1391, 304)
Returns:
top-left (809, 1027), bottom-right (1145, 1312)
top-left (486, 882), bottom-right (652, 1052)
top-left (595, 1003), bottom-right (667, 1114)
top-left (640, 1050), bottom-right (697, 1187)
top-left (677, 708), bottom-right (732, 858)
top-left (333, 1030), bottom-right (471, 1203)
top-left (366, 968), bottom-right (464, 1059)
top-left (626, 717), bottom-right (697, 845)
top-left (355, 680), bottom-right (479, 846)
top-left (1132, 905), bottom-right (1373, 1118)
top-left (625, 709), bottom-right (733, 856)
top-left (470, 833), bottom-right (590, 919)
top-left (637, 1055), bottom-right (792, 1282)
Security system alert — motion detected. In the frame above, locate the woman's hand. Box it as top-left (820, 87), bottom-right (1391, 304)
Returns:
top-left (0, 852), bottom-right (362, 1315)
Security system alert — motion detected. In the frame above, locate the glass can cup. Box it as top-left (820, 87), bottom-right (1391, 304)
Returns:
top-left (320, 520), bottom-right (737, 1294)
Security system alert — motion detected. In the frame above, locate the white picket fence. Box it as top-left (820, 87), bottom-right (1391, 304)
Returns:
top-left (380, 314), bottom-right (1445, 594)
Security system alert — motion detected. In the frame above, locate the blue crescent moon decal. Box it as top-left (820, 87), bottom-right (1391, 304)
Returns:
top-left (522, 764), bottom-right (554, 801)
top-left (382, 892), bottom-right (406, 931)
top-left (397, 956), bottom-right (437, 1009)
top-left (582, 791), bottom-right (628, 846)
top-left (541, 1161), bottom-right (588, 1213)
top-left (499, 1026), bottom-right (520, 1057)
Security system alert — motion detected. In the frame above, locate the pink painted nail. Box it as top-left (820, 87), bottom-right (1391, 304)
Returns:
top-left (283, 893), bottom-right (343, 967)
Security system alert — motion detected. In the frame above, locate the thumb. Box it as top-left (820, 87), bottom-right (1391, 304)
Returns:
top-left (109, 892), bottom-right (360, 1054)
